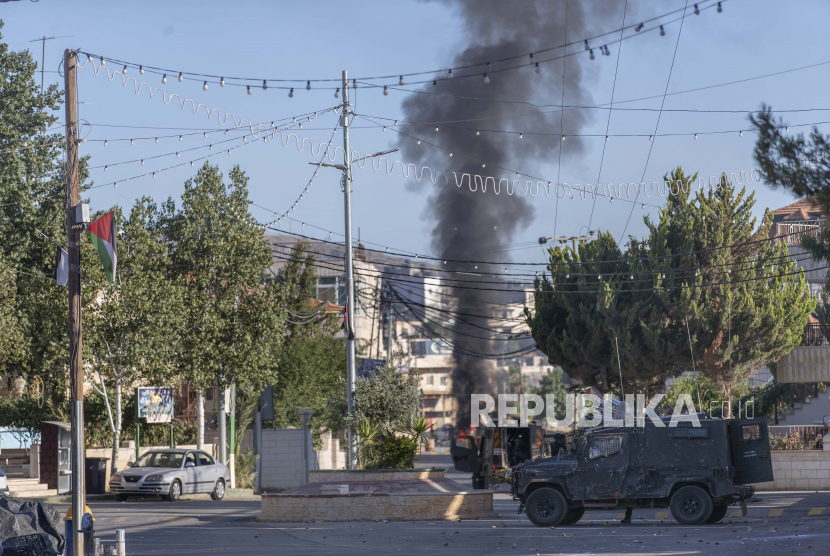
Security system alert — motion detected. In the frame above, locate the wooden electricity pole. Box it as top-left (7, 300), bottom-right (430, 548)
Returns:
top-left (64, 48), bottom-right (85, 556)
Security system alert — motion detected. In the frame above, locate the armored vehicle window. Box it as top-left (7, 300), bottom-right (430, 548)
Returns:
top-left (589, 437), bottom-right (621, 459)
top-left (741, 424), bottom-right (761, 441)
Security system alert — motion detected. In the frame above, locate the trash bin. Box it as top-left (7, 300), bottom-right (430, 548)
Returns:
top-left (85, 458), bottom-right (109, 495)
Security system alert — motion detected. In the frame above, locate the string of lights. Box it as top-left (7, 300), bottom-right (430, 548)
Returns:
top-left (0, 139), bottom-right (64, 155)
top-left (355, 113), bottom-right (763, 205)
top-left (78, 1), bottom-right (726, 92)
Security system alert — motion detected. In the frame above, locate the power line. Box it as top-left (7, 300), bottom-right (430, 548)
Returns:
top-left (78, 1), bottom-right (726, 89)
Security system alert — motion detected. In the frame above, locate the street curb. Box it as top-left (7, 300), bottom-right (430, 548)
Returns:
top-left (20, 489), bottom-right (258, 504)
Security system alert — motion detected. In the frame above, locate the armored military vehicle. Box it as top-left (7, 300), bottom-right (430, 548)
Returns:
top-left (510, 417), bottom-right (772, 526)
top-left (451, 422), bottom-right (558, 489)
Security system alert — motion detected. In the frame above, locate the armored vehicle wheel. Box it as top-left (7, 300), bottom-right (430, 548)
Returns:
top-left (705, 504), bottom-right (729, 524)
top-left (670, 485), bottom-right (713, 525)
top-left (525, 487), bottom-right (568, 527)
top-left (560, 508), bottom-right (585, 525)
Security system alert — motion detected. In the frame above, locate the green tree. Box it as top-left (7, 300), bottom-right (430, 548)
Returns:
top-left (84, 200), bottom-right (185, 474)
top-left (268, 242), bottom-right (347, 435)
top-left (162, 163), bottom-right (287, 458)
top-left (528, 168), bottom-right (815, 405)
top-left (343, 363), bottom-right (422, 435)
top-left (751, 105), bottom-right (830, 212)
top-left (0, 22), bottom-right (92, 423)
top-left (529, 367), bottom-right (569, 418)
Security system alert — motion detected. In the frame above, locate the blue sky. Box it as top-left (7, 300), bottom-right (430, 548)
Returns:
top-left (3, 0), bottom-right (829, 263)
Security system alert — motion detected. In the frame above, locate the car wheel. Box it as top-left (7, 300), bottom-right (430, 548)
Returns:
top-left (705, 504), bottom-right (729, 524)
top-left (560, 507), bottom-right (585, 525)
top-left (165, 479), bottom-right (182, 502)
top-left (524, 487), bottom-right (568, 527)
top-left (210, 479), bottom-right (225, 501)
top-left (113, 494), bottom-right (128, 502)
top-left (670, 485), bottom-right (713, 525)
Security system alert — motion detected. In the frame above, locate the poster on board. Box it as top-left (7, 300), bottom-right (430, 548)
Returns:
top-left (136, 387), bottom-right (174, 423)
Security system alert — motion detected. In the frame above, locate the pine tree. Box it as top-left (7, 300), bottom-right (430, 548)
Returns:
top-left (528, 167), bottom-right (815, 403)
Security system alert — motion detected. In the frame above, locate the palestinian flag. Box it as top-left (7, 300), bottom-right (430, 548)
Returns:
top-left (341, 302), bottom-right (355, 340)
top-left (86, 211), bottom-right (118, 284)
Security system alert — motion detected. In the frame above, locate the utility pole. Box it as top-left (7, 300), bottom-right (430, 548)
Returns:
top-left (341, 70), bottom-right (357, 470)
top-left (540, 233), bottom-right (595, 254)
top-left (64, 48), bottom-right (85, 556)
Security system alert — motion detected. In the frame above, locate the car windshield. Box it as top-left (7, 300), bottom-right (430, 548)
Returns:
top-left (133, 452), bottom-right (183, 468)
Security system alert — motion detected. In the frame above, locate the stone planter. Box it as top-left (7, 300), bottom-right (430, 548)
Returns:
top-left (260, 468), bottom-right (495, 523)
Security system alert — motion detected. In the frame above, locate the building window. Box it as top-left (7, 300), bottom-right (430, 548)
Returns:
top-left (426, 375), bottom-right (434, 385)
top-left (205, 388), bottom-right (214, 401)
top-left (439, 376), bottom-right (447, 386)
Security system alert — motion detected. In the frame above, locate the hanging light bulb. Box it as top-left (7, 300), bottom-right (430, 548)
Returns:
top-left (191, 161), bottom-right (194, 167)
top-left (519, 133), bottom-right (523, 138)
top-left (589, 49), bottom-right (595, 60)
top-left (717, 1), bottom-right (723, 12)
top-left (262, 80), bottom-right (267, 90)
top-left (561, 135), bottom-right (566, 141)
top-left (383, 86), bottom-right (388, 96)
top-left (334, 87), bottom-right (340, 98)
top-left (739, 130), bottom-right (743, 137)
top-left (246, 85), bottom-right (252, 95)
top-left (209, 145), bottom-right (213, 150)
top-left (122, 65), bottom-right (128, 74)
top-left (100, 56), bottom-right (105, 66)
top-left (483, 73), bottom-right (490, 84)
top-left (383, 126), bottom-right (386, 132)
top-left (641, 203), bottom-right (645, 209)
top-left (306, 80), bottom-right (311, 90)
top-left (288, 88), bottom-right (294, 98)
top-left (694, 133), bottom-right (698, 139)
top-left (179, 72), bottom-right (184, 82)
top-left (660, 25), bottom-right (666, 36)
top-left (394, 120), bottom-right (398, 125)
top-left (448, 69), bottom-right (453, 78)
top-left (534, 62), bottom-right (540, 74)
top-left (605, 135), bottom-right (609, 141)
top-left (399, 75), bottom-right (404, 85)
top-left (417, 140), bottom-right (420, 144)
top-left (130, 139), bottom-right (134, 145)
top-left (114, 182), bottom-right (117, 188)
top-left (649, 135), bottom-right (653, 141)
top-left (176, 152), bottom-right (180, 158)
top-left (449, 152), bottom-right (453, 157)
top-left (203, 81), bottom-right (208, 91)
top-left (104, 165), bottom-right (108, 171)
top-left (179, 135), bottom-right (183, 141)
top-left (635, 23), bottom-right (644, 32)
top-left (435, 126), bottom-right (439, 132)
top-left (694, 3), bottom-right (700, 15)
top-left (162, 74), bottom-right (167, 84)
top-left (353, 79), bottom-right (357, 89)
top-left (476, 130), bottom-right (480, 136)
top-left (204, 133), bottom-right (208, 138)
top-left (785, 126), bottom-right (789, 133)
top-left (139, 65), bottom-right (144, 75)
top-left (152, 172), bottom-right (156, 178)
top-left (104, 140), bottom-right (108, 147)
top-left (141, 159), bottom-right (145, 165)
top-left (155, 137), bottom-right (159, 143)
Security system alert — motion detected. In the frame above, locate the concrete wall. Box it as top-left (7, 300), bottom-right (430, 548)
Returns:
top-left (259, 429), bottom-right (319, 492)
top-left (778, 346), bottom-right (830, 383)
top-left (756, 450), bottom-right (830, 490)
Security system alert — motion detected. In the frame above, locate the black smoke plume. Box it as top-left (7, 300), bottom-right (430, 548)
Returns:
top-left (397, 0), bottom-right (621, 428)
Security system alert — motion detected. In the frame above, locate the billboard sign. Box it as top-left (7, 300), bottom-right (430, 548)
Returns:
top-left (136, 387), bottom-right (174, 423)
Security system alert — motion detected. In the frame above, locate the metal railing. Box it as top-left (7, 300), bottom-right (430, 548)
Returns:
top-left (802, 324), bottom-right (830, 347)
top-left (769, 425), bottom-right (827, 450)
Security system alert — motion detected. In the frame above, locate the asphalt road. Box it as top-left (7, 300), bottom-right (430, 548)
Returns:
top-left (49, 455), bottom-right (830, 556)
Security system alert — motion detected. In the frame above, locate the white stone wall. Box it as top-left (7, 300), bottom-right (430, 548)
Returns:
top-left (259, 429), bottom-right (319, 491)
top-left (755, 450), bottom-right (830, 490)
top-left (777, 346), bottom-right (830, 383)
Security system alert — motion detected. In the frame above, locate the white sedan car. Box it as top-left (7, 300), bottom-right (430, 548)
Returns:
top-left (109, 449), bottom-right (230, 502)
